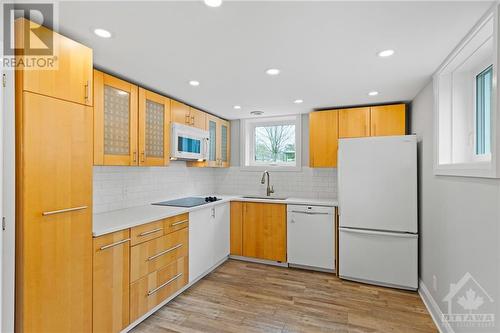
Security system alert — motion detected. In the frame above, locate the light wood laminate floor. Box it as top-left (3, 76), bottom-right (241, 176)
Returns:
top-left (131, 259), bottom-right (437, 333)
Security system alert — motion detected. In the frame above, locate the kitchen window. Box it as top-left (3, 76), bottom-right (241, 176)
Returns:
top-left (433, 7), bottom-right (498, 178)
top-left (240, 115), bottom-right (302, 171)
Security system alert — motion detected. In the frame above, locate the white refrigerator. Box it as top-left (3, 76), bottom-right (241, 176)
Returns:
top-left (338, 135), bottom-right (418, 290)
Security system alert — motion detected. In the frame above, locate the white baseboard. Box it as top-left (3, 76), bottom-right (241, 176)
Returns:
top-left (418, 279), bottom-right (455, 333)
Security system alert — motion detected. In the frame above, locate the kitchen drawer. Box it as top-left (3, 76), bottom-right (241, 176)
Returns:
top-left (130, 228), bottom-right (188, 282)
top-left (164, 213), bottom-right (189, 235)
top-left (130, 220), bottom-right (165, 246)
top-left (129, 256), bottom-right (188, 322)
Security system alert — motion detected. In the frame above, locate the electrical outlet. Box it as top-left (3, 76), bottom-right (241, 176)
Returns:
top-left (433, 275), bottom-right (438, 292)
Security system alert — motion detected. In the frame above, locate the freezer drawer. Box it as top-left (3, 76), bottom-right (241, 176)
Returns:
top-left (287, 205), bottom-right (335, 270)
top-left (339, 227), bottom-right (418, 290)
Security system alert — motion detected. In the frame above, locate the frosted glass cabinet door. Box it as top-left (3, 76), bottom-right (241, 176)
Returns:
top-left (94, 70), bottom-right (138, 165)
top-left (206, 115), bottom-right (219, 167)
top-left (219, 120), bottom-right (230, 167)
top-left (138, 88), bottom-right (171, 166)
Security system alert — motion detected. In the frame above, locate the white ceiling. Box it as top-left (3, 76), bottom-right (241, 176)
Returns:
top-left (58, 1), bottom-right (492, 120)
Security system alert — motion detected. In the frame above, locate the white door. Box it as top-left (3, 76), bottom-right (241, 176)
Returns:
top-left (287, 205), bottom-right (334, 270)
top-left (338, 135), bottom-right (417, 233)
top-left (339, 227), bottom-right (418, 290)
top-left (188, 208), bottom-right (214, 283)
top-left (213, 203), bottom-right (230, 264)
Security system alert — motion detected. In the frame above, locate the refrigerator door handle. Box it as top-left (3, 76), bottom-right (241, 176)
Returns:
top-left (339, 227), bottom-right (418, 238)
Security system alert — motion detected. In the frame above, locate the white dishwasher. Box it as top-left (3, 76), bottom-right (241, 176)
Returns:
top-left (287, 205), bottom-right (335, 271)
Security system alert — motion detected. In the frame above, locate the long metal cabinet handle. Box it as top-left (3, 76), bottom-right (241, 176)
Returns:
top-left (171, 220), bottom-right (188, 226)
top-left (99, 238), bottom-right (130, 251)
top-left (138, 227), bottom-right (163, 237)
top-left (290, 210), bottom-right (330, 215)
top-left (340, 227), bottom-right (417, 238)
top-left (146, 243), bottom-right (183, 261)
top-left (84, 80), bottom-right (89, 103)
top-left (42, 205), bottom-right (88, 216)
top-left (147, 273), bottom-right (183, 296)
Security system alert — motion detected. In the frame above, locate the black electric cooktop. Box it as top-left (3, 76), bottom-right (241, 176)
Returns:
top-left (152, 196), bottom-right (220, 208)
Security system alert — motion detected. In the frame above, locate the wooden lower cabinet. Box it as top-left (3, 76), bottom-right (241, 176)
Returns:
top-left (230, 202), bottom-right (243, 255)
top-left (130, 256), bottom-right (189, 322)
top-left (242, 203), bottom-right (287, 262)
top-left (130, 228), bottom-right (188, 282)
top-left (93, 230), bottom-right (131, 333)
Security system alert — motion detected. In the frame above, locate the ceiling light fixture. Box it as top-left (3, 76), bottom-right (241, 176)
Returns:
top-left (250, 111), bottom-right (264, 116)
top-left (293, 99), bottom-right (304, 104)
top-left (266, 68), bottom-right (280, 76)
top-left (368, 91), bottom-right (379, 96)
top-left (378, 49), bottom-right (395, 57)
top-left (233, 105), bottom-right (242, 110)
top-left (204, 0), bottom-right (222, 7)
top-left (94, 28), bottom-right (112, 38)
top-left (189, 80), bottom-right (200, 87)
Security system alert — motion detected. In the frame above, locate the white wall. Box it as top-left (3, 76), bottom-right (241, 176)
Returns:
top-left (411, 81), bottom-right (499, 333)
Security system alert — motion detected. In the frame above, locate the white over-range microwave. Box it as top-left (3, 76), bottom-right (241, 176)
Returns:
top-left (171, 123), bottom-right (209, 161)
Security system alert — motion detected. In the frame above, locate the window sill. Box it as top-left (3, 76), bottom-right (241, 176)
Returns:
top-left (434, 161), bottom-right (496, 178)
top-left (240, 165), bottom-right (303, 172)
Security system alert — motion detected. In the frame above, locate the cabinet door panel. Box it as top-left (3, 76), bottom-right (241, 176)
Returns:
top-left (370, 104), bottom-right (406, 136)
top-left (242, 203), bottom-right (286, 262)
top-left (230, 202), bottom-right (243, 255)
top-left (130, 257), bottom-right (188, 322)
top-left (206, 115), bottom-right (219, 167)
top-left (16, 18), bottom-right (93, 106)
top-left (18, 92), bottom-right (92, 332)
top-left (189, 107), bottom-right (207, 130)
top-left (338, 107), bottom-right (370, 138)
top-left (214, 203), bottom-right (230, 263)
top-left (94, 70), bottom-right (138, 165)
top-left (309, 110), bottom-right (339, 167)
top-left (220, 120), bottom-right (230, 167)
top-left (138, 88), bottom-right (171, 166)
top-left (93, 230), bottom-right (130, 333)
top-left (188, 208), bottom-right (214, 283)
top-left (170, 100), bottom-right (190, 125)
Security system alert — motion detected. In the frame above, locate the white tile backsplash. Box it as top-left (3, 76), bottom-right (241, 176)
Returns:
top-left (213, 167), bottom-right (337, 199)
top-left (93, 164), bottom-right (337, 214)
top-left (93, 161), bottom-right (216, 213)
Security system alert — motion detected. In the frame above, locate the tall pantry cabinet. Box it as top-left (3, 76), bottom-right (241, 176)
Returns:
top-left (15, 18), bottom-right (93, 332)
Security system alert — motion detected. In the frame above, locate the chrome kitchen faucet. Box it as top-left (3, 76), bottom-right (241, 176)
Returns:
top-left (260, 170), bottom-right (275, 197)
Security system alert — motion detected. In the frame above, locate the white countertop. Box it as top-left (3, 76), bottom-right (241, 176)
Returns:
top-left (93, 195), bottom-right (338, 237)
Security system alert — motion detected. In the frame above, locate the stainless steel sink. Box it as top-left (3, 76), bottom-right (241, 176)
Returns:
top-left (241, 195), bottom-right (288, 200)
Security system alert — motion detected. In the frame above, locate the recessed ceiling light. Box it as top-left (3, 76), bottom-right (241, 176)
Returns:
top-left (204, 0), bottom-right (222, 7)
top-left (233, 105), bottom-right (242, 110)
top-left (368, 91), bottom-right (379, 96)
top-left (266, 68), bottom-right (280, 76)
top-left (293, 99), bottom-right (304, 104)
top-left (94, 28), bottom-right (112, 38)
top-left (189, 80), bottom-right (200, 87)
top-left (250, 111), bottom-right (264, 116)
top-left (378, 49), bottom-right (395, 57)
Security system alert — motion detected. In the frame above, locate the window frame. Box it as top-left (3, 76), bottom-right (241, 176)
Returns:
top-left (240, 115), bottom-right (302, 172)
top-left (433, 4), bottom-right (499, 178)
top-left (473, 64), bottom-right (493, 160)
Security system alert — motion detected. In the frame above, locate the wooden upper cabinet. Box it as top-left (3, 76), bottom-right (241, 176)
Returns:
top-left (370, 104), bottom-right (406, 136)
top-left (93, 70), bottom-right (139, 166)
top-left (93, 230), bottom-right (130, 333)
top-left (171, 100), bottom-right (191, 125)
top-left (188, 115), bottom-right (230, 168)
top-left (309, 110), bottom-right (339, 168)
top-left (338, 107), bottom-right (370, 138)
top-left (219, 119), bottom-right (230, 167)
top-left (190, 107), bottom-right (207, 130)
top-left (15, 18), bottom-right (93, 106)
top-left (170, 101), bottom-right (207, 130)
top-left (242, 203), bottom-right (286, 262)
top-left (138, 88), bottom-right (171, 166)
